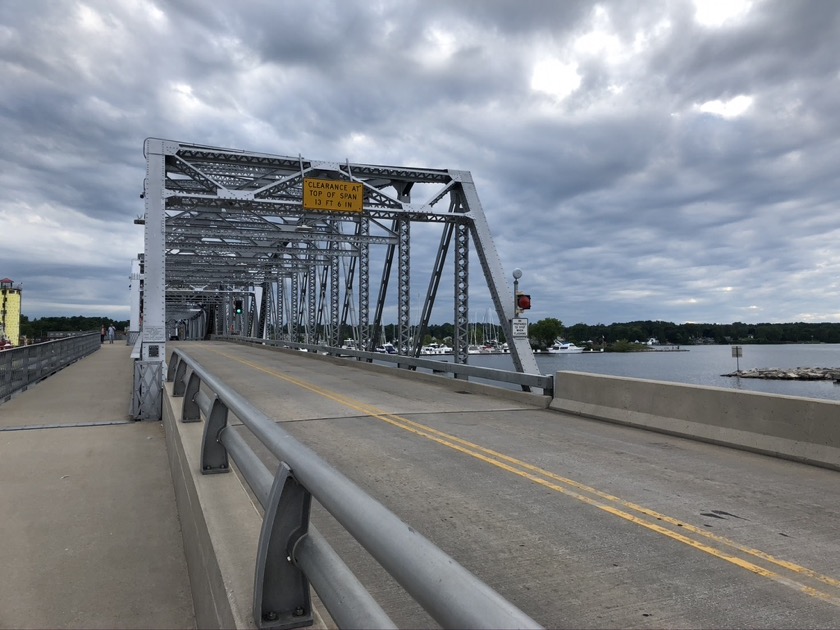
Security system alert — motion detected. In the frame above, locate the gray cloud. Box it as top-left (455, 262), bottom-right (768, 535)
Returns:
top-left (1, 0), bottom-right (839, 327)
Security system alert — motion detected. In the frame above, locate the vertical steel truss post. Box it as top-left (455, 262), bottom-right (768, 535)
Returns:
top-left (248, 290), bottom-right (257, 338)
top-left (358, 218), bottom-right (370, 352)
top-left (307, 264), bottom-right (317, 344)
top-left (223, 293), bottom-right (231, 335)
top-left (272, 282), bottom-right (278, 339)
top-left (315, 262), bottom-right (329, 341)
top-left (259, 281), bottom-right (270, 339)
top-left (129, 257), bottom-right (142, 332)
top-left (139, 139), bottom-right (168, 420)
top-left (454, 221), bottom-right (469, 367)
top-left (330, 242), bottom-right (340, 348)
top-left (290, 274), bottom-right (299, 342)
top-left (277, 279), bottom-right (285, 340)
top-left (397, 219), bottom-right (411, 356)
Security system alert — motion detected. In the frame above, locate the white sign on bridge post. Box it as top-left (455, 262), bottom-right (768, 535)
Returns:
top-left (511, 318), bottom-right (529, 338)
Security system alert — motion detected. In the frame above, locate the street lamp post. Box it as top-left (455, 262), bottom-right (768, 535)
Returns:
top-left (512, 268), bottom-right (522, 316)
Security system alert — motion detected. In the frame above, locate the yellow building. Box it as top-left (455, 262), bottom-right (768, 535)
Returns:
top-left (1, 278), bottom-right (22, 346)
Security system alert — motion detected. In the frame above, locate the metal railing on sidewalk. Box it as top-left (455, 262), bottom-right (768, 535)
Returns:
top-left (0, 333), bottom-right (101, 403)
top-left (167, 347), bottom-right (542, 630)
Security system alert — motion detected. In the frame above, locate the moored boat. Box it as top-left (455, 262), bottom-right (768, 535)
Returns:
top-left (421, 342), bottom-right (453, 355)
top-left (547, 341), bottom-right (584, 354)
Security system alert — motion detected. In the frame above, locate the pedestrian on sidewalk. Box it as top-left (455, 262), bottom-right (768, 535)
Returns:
top-left (100, 325), bottom-right (106, 344)
top-left (107, 324), bottom-right (116, 344)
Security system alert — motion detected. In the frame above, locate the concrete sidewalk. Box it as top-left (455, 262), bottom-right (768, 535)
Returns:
top-left (0, 343), bottom-right (195, 629)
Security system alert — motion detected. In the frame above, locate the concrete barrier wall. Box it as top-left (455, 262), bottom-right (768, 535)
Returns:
top-left (549, 371), bottom-right (840, 471)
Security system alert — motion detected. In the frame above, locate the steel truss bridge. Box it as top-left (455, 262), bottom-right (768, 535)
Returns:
top-left (135, 138), bottom-right (538, 418)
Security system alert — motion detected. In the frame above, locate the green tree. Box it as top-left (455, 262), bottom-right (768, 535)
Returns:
top-left (528, 318), bottom-right (564, 349)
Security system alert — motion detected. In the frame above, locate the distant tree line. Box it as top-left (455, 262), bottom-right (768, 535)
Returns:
top-left (561, 320), bottom-right (840, 346)
top-left (403, 320), bottom-right (840, 349)
top-left (20, 315), bottom-right (129, 343)
top-left (349, 320), bottom-right (840, 349)
top-left (19, 315), bottom-right (838, 348)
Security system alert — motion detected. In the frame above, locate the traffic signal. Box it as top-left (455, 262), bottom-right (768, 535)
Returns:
top-left (234, 299), bottom-right (243, 314)
top-left (515, 293), bottom-right (531, 311)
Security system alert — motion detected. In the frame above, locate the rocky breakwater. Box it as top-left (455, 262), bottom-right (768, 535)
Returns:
top-left (722, 367), bottom-right (840, 381)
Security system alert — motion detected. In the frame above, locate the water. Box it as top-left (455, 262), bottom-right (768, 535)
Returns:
top-left (446, 345), bottom-right (840, 402)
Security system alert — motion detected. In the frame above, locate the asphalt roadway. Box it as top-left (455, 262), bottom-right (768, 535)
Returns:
top-left (177, 340), bottom-right (840, 629)
top-left (0, 342), bottom-right (194, 629)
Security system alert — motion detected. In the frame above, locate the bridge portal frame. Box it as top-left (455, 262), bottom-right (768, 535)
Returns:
top-left (139, 138), bottom-right (539, 419)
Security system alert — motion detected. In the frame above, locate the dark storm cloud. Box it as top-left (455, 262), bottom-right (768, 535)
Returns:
top-left (1, 0), bottom-right (839, 325)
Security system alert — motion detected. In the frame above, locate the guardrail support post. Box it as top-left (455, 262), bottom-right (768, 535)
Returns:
top-left (201, 399), bottom-right (230, 474)
top-left (166, 355), bottom-right (179, 383)
top-left (173, 359), bottom-right (189, 396)
top-left (182, 371), bottom-right (202, 422)
top-left (254, 462), bottom-right (313, 630)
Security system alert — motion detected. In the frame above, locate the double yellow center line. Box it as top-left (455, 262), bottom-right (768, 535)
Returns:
top-left (217, 348), bottom-right (840, 607)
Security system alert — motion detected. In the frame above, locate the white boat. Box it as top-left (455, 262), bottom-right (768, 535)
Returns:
top-left (421, 342), bottom-right (453, 355)
top-left (547, 341), bottom-right (585, 354)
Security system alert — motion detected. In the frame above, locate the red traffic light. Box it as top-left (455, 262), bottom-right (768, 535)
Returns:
top-left (516, 293), bottom-right (531, 310)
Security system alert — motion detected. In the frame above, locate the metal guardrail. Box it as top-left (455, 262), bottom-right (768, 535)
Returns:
top-left (0, 333), bottom-right (101, 403)
top-left (216, 335), bottom-right (554, 396)
top-left (167, 348), bottom-right (542, 630)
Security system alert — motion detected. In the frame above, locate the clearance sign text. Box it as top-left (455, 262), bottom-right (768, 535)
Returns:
top-left (302, 178), bottom-right (364, 213)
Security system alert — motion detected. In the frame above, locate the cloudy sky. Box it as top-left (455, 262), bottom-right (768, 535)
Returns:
top-left (2, 0), bottom-right (839, 326)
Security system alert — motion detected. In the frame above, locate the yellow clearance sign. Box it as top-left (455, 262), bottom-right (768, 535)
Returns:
top-left (302, 178), bottom-right (364, 213)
